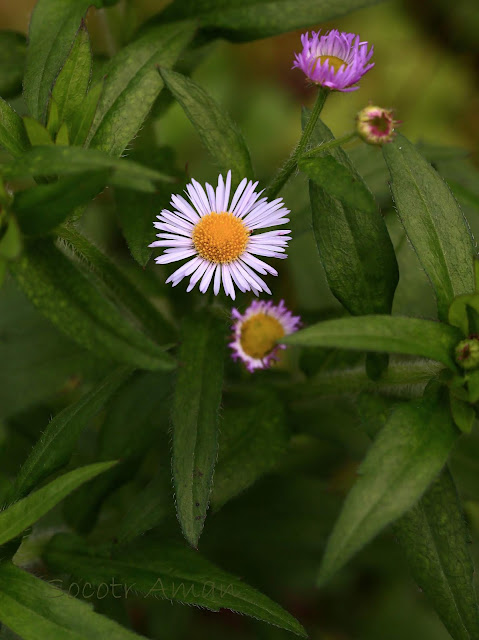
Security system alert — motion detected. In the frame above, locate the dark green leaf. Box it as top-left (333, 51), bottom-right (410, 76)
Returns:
top-left (450, 394), bottom-right (475, 434)
top-left (0, 31), bottom-right (26, 98)
top-left (50, 22), bottom-right (91, 132)
top-left (173, 311), bottom-right (226, 547)
top-left (304, 113), bottom-right (398, 316)
top-left (8, 368), bottom-right (131, 502)
top-left (467, 370), bottom-right (479, 404)
top-left (88, 22), bottom-right (195, 156)
top-left (0, 563), bottom-right (143, 640)
top-left (283, 315), bottom-right (462, 370)
top-left (211, 391), bottom-right (289, 509)
top-left (9, 238), bottom-right (175, 371)
top-left (394, 469), bottom-right (479, 640)
top-left (383, 134), bottom-right (476, 321)
top-left (70, 80), bottom-right (103, 146)
top-left (0, 218), bottom-right (22, 260)
top-left (0, 461), bottom-right (116, 546)
top-left (44, 534), bottom-right (307, 637)
top-left (13, 172), bottom-right (110, 235)
top-left (0, 98), bottom-right (30, 156)
top-left (159, 68), bottom-right (254, 184)
top-left (159, 0), bottom-right (384, 42)
top-left (1, 145), bottom-right (173, 192)
top-left (318, 395), bottom-right (457, 585)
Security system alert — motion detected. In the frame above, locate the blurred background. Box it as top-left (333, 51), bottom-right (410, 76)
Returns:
top-left (1, 1), bottom-right (479, 639)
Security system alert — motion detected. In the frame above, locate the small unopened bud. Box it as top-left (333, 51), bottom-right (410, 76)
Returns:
top-left (455, 336), bottom-right (479, 370)
top-left (356, 105), bottom-right (399, 145)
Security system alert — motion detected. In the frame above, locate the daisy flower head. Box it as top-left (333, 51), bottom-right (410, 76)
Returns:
top-left (150, 171), bottom-right (291, 300)
top-left (292, 29), bottom-right (374, 92)
top-left (230, 300), bottom-right (301, 372)
top-left (357, 105), bottom-right (400, 145)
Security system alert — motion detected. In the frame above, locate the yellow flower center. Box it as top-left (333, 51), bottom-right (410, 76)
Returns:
top-left (192, 212), bottom-right (250, 264)
top-left (314, 55), bottom-right (347, 73)
top-left (240, 313), bottom-right (285, 360)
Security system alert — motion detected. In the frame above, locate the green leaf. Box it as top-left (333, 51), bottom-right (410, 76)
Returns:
top-left (1, 145), bottom-right (173, 192)
top-left (383, 134), bottom-right (476, 321)
top-left (50, 21), bottom-right (91, 132)
top-left (23, 117), bottom-right (53, 146)
top-left (13, 172), bottom-right (109, 235)
top-left (318, 395), bottom-right (457, 585)
top-left (283, 315), bottom-right (462, 370)
top-left (449, 293), bottom-right (479, 337)
top-left (44, 534), bottom-right (307, 637)
top-left (0, 98), bottom-right (30, 156)
top-left (467, 369), bottom-right (479, 404)
top-left (0, 218), bottom-right (22, 261)
top-left (55, 122), bottom-right (69, 146)
top-left (304, 113), bottom-right (398, 316)
top-left (23, 0), bottom-right (107, 121)
top-left (0, 461), bottom-right (116, 546)
top-left (58, 226), bottom-right (174, 344)
top-left (159, 68), bottom-right (254, 184)
top-left (70, 80), bottom-right (103, 146)
top-left (450, 394), bottom-right (475, 434)
top-left (0, 31), bottom-right (26, 98)
top-left (159, 0), bottom-right (384, 41)
top-left (173, 311), bottom-right (226, 547)
top-left (0, 563), bottom-right (143, 640)
top-left (299, 154), bottom-right (376, 214)
top-left (211, 391), bottom-right (289, 509)
top-left (9, 238), bottom-right (175, 371)
top-left (394, 469), bottom-right (479, 640)
top-left (88, 22), bottom-right (195, 156)
top-left (8, 368), bottom-right (131, 502)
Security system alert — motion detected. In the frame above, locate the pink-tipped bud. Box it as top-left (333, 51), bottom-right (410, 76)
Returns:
top-left (356, 105), bottom-right (399, 145)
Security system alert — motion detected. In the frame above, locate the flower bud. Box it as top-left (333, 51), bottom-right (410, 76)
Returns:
top-left (455, 336), bottom-right (479, 370)
top-left (356, 105), bottom-right (399, 145)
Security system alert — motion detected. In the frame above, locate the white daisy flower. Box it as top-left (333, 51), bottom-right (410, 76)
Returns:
top-left (149, 171), bottom-right (291, 300)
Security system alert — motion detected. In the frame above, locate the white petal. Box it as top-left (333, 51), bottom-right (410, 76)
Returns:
top-left (222, 264), bottom-right (236, 300)
top-left (229, 177), bottom-right (247, 212)
top-left (213, 265), bottom-right (221, 295)
top-left (199, 263), bottom-right (216, 293)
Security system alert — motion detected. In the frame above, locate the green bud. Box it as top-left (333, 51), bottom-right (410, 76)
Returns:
top-left (455, 337), bottom-right (479, 370)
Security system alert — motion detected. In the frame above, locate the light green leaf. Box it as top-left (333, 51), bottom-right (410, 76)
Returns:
top-left (318, 395), bottom-right (457, 585)
top-left (383, 134), bottom-right (476, 321)
top-left (304, 113), bottom-right (398, 317)
top-left (0, 98), bottom-right (30, 156)
top-left (50, 21), bottom-right (91, 131)
top-left (9, 238), bottom-right (175, 371)
top-left (159, 68), bottom-right (253, 184)
top-left (23, 117), bottom-right (53, 146)
top-left (449, 293), bottom-right (479, 337)
top-left (283, 315), bottom-right (462, 370)
top-left (211, 391), bottom-right (289, 509)
top-left (8, 368), bottom-right (131, 502)
top-left (394, 469), bottom-right (479, 640)
top-left (450, 394), bottom-right (475, 434)
top-left (159, 0), bottom-right (384, 41)
top-left (0, 563), bottom-right (143, 640)
top-left (55, 122), bottom-right (69, 146)
top-left (44, 534), bottom-right (307, 637)
top-left (0, 461), bottom-right (116, 546)
top-left (70, 80), bottom-right (103, 146)
top-left (0, 31), bottom-right (26, 98)
top-left (23, 0), bottom-right (106, 121)
top-left (1, 145), bottom-right (173, 193)
top-left (88, 22), bottom-right (195, 156)
top-left (0, 218), bottom-right (22, 261)
top-left (173, 311), bottom-right (226, 547)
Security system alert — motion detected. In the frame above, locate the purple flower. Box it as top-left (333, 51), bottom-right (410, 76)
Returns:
top-left (229, 299), bottom-right (301, 372)
top-left (150, 171), bottom-right (291, 300)
top-left (292, 29), bottom-right (374, 92)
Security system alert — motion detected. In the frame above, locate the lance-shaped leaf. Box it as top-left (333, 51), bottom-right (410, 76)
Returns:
top-left (303, 112), bottom-right (398, 317)
top-left (159, 68), bottom-right (254, 185)
top-left (8, 368), bottom-right (131, 502)
top-left (159, 0), bottom-right (384, 42)
top-left (44, 533), bottom-right (307, 637)
top-left (283, 315), bottom-right (462, 370)
top-left (0, 461), bottom-right (116, 546)
top-left (173, 311), bottom-right (226, 547)
top-left (0, 98), bottom-right (30, 156)
top-left (70, 80), bottom-right (103, 146)
top-left (383, 134), bottom-right (476, 321)
top-left (394, 469), bottom-right (479, 640)
top-left (318, 395), bottom-right (457, 586)
top-left (0, 31), bottom-right (26, 98)
top-left (10, 238), bottom-right (175, 371)
top-left (23, 0), bottom-right (106, 121)
top-left (50, 21), bottom-right (91, 132)
top-left (0, 563), bottom-right (144, 640)
top-left (88, 22), bottom-right (195, 156)
top-left (1, 145), bottom-right (173, 193)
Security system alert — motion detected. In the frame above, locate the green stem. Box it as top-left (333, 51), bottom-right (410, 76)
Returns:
top-left (265, 87), bottom-right (330, 199)
top-left (301, 132), bottom-right (357, 159)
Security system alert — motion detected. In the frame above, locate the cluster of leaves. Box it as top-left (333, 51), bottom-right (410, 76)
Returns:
top-left (1, 0), bottom-right (479, 639)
